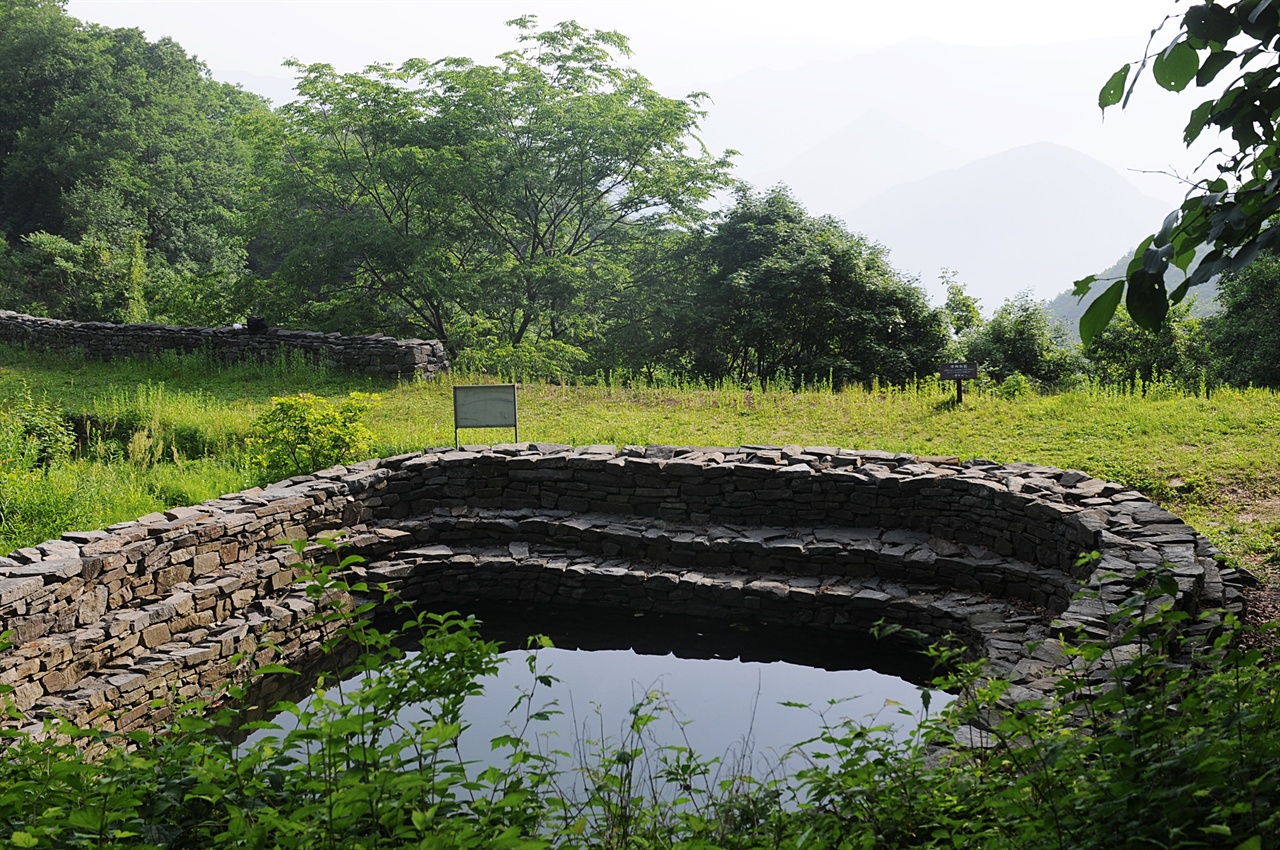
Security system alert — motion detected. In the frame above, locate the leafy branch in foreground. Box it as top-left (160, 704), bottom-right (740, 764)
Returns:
top-left (1079, 1), bottom-right (1280, 344)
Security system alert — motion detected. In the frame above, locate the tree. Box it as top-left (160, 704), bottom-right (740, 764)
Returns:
top-left (1079, 1), bottom-right (1280, 343)
top-left (966, 292), bottom-right (1082, 388)
top-left (1083, 301), bottom-right (1209, 393)
top-left (1203, 250), bottom-right (1280, 387)
top-left (0, 0), bottom-right (266, 323)
top-left (266, 18), bottom-right (733, 354)
top-left (251, 60), bottom-right (471, 340)
top-left (942, 270), bottom-right (983, 337)
top-left (679, 186), bottom-right (948, 387)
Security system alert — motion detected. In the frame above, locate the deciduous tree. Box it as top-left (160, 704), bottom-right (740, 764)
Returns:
top-left (267, 17), bottom-right (733, 355)
top-left (966, 292), bottom-right (1081, 388)
top-left (1203, 249), bottom-right (1280, 387)
top-left (681, 187), bottom-right (948, 387)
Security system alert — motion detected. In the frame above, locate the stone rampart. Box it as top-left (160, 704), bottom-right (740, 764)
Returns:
top-left (0, 444), bottom-right (1252, 737)
top-left (0, 310), bottom-right (449, 379)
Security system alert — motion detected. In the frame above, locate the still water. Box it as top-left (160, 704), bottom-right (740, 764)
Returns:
top-left (242, 606), bottom-right (953, 774)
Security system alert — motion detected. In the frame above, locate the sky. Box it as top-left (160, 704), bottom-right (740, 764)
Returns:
top-left (63, 0), bottom-right (1207, 303)
top-left (64, 1), bottom-right (1180, 88)
top-left (63, 1), bottom-right (1198, 198)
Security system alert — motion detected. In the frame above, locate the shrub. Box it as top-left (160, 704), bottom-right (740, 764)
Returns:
top-left (246, 392), bottom-right (380, 483)
top-left (5, 385), bottom-right (75, 467)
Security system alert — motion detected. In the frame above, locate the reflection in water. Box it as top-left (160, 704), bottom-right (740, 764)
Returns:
top-left (241, 605), bottom-right (954, 775)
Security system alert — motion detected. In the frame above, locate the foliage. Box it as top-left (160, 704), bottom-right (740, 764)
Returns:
top-left (1083, 300), bottom-right (1211, 393)
top-left (1204, 249), bottom-right (1280, 388)
top-left (265, 17), bottom-right (732, 354)
top-left (1080, 0), bottom-right (1280, 341)
top-left (0, 0), bottom-right (266, 323)
top-left (941, 270), bottom-right (982, 338)
top-left (453, 338), bottom-right (589, 382)
top-left (4, 383), bottom-right (75, 467)
top-left (14, 230), bottom-right (149, 323)
top-left (964, 291), bottom-right (1082, 388)
top-left (676, 186), bottom-right (949, 387)
top-left (246, 392), bottom-right (381, 483)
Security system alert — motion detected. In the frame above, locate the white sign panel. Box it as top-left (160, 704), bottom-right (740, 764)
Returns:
top-left (454, 384), bottom-right (517, 429)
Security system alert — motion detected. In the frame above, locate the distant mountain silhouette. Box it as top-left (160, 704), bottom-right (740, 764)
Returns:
top-left (760, 110), bottom-right (976, 214)
top-left (842, 142), bottom-right (1173, 305)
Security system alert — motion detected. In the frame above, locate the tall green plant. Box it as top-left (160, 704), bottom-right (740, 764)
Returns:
top-left (245, 392), bottom-right (380, 483)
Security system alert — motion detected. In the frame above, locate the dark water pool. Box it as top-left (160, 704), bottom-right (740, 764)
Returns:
top-left (241, 605), bottom-right (953, 773)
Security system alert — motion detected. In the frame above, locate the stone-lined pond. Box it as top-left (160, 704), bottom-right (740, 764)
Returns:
top-left (241, 605), bottom-right (953, 774)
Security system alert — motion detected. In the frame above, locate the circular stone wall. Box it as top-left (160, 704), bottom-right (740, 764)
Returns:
top-left (0, 444), bottom-right (1252, 736)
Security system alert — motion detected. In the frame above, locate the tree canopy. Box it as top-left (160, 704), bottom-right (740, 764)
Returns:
top-left (674, 187), bottom-right (948, 387)
top-left (0, 0), bottom-right (266, 323)
top-left (264, 18), bottom-right (733, 355)
top-left (963, 292), bottom-right (1081, 388)
top-left (1202, 249), bottom-right (1280, 387)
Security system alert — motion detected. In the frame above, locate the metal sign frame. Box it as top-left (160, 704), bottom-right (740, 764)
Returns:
top-left (453, 384), bottom-right (518, 447)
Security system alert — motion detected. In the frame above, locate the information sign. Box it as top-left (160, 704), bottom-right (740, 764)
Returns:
top-left (939, 362), bottom-right (978, 380)
top-left (453, 384), bottom-right (518, 446)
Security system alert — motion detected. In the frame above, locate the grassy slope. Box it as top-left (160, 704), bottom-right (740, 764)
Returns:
top-left (2, 345), bottom-right (1277, 579)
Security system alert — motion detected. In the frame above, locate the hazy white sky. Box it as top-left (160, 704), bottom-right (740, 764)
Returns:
top-left (65, 1), bottom-right (1178, 93)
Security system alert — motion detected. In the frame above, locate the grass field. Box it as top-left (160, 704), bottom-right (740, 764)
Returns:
top-left (1, 344), bottom-right (1277, 581)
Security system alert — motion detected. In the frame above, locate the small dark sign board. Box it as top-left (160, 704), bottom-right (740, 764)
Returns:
top-left (939, 362), bottom-right (978, 380)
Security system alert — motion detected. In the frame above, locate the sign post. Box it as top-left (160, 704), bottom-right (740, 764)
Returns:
top-left (939, 362), bottom-right (978, 405)
top-left (453, 384), bottom-right (518, 447)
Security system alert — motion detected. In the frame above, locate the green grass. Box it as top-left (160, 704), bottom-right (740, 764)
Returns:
top-left (2, 344), bottom-right (1278, 579)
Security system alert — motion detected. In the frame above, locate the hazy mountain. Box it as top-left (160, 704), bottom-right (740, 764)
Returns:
top-left (759, 110), bottom-right (976, 214)
top-left (699, 36), bottom-right (1207, 212)
top-left (842, 142), bottom-right (1173, 306)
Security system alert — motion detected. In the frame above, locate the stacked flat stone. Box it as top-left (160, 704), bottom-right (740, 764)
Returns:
top-left (0, 444), bottom-right (1252, 738)
top-left (0, 310), bottom-right (448, 379)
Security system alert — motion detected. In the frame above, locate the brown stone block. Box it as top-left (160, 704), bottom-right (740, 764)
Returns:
top-left (156, 564), bottom-right (193, 593)
top-left (192, 552), bottom-right (220, 576)
top-left (141, 623), bottom-right (172, 648)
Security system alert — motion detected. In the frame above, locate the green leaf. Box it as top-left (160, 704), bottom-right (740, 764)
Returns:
top-left (253, 663), bottom-right (298, 676)
top-left (1234, 837), bottom-right (1262, 850)
top-left (1126, 235), bottom-right (1157, 276)
top-left (1142, 242), bottom-right (1174, 274)
top-left (11, 833), bottom-right (38, 849)
top-left (1154, 40), bottom-right (1200, 91)
top-left (1154, 209), bottom-right (1180, 247)
top-left (1184, 3), bottom-right (1240, 44)
top-left (1196, 49), bottom-right (1237, 86)
top-left (1099, 64), bottom-right (1131, 110)
top-left (1184, 98), bottom-right (1217, 145)
top-left (1126, 268), bottom-right (1170, 330)
top-left (1072, 273), bottom-right (1098, 299)
top-left (1079, 279), bottom-right (1125, 345)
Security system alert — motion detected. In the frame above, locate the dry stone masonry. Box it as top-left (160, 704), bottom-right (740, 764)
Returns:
top-left (0, 444), bottom-right (1252, 738)
top-left (0, 310), bottom-right (449, 379)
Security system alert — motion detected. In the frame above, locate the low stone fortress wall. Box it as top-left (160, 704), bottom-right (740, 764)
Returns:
top-left (0, 310), bottom-right (449, 379)
top-left (0, 444), bottom-right (1251, 738)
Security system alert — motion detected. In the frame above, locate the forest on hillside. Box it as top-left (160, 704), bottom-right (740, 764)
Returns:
top-left (1, 0), bottom-right (1277, 391)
